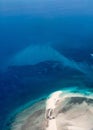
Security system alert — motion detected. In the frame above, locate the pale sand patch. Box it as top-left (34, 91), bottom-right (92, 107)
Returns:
top-left (46, 119), bottom-right (57, 130)
top-left (46, 91), bottom-right (62, 109)
top-left (45, 91), bottom-right (62, 130)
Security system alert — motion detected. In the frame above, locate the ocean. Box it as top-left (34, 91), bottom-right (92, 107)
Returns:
top-left (0, 1), bottom-right (93, 129)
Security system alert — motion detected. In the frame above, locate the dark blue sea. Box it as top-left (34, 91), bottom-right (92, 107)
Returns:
top-left (0, 1), bottom-right (93, 130)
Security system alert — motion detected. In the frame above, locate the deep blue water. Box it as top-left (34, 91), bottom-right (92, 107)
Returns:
top-left (0, 5), bottom-right (93, 130)
top-left (1, 15), bottom-right (93, 66)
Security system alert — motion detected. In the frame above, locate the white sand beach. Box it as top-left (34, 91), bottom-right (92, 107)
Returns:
top-left (45, 91), bottom-right (62, 130)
